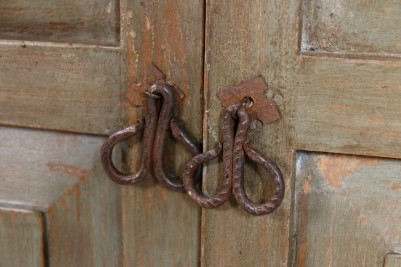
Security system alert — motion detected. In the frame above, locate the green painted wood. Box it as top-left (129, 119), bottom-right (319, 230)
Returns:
top-left (302, 0), bottom-right (401, 56)
top-left (202, 0), bottom-right (299, 266)
top-left (293, 57), bottom-right (401, 159)
top-left (0, 126), bottom-right (121, 266)
top-left (121, 0), bottom-right (204, 266)
top-left (0, 44), bottom-right (121, 135)
top-left (385, 254), bottom-right (401, 267)
top-left (295, 152), bottom-right (401, 266)
top-left (0, 0), bottom-right (119, 46)
top-left (203, 0), bottom-right (401, 266)
top-left (0, 208), bottom-right (44, 267)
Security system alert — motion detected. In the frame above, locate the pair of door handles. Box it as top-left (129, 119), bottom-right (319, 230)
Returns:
top-left (101, 75), bottom-right (284, 216)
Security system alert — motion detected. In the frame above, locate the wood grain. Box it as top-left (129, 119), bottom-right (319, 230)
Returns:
top-left (0, 43), bottom-right (122, 134)
top-left (293, 56), bottom-right (401, 159)
top-left (0, 0), bottom-right (119, 46)
top-left (121, 1), bottom-right (204, 266)
top-left (0, 208), bottom-right (44, 267)
top-left (202, 0), bottom-right (299, 266)
top-left (0, 126), bottom-right (122, 266)
top-left (385, 254), bottom-right (401, 267)
top-left (302, 0), bottom-right (401, 57)
top-left (295, 152), bottom-right (401, 266)
top-left (203, 0), bottom-right (401, 265)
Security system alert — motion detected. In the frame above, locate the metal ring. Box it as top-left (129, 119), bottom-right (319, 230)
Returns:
top-left (232, 105), bottom-right (284, 215)
top-left (183, 103), bottom-right (240, 208)
top-left (100, 95), bottom-right (159, 185)
top-left (151, 82), bottom-right (201, 192)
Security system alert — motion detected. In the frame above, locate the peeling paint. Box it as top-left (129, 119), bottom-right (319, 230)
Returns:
top-left (46, 162), bottom-right (90, 181)
top-left (317, 154), bottom-right (379, 188)
top-left (391, 183), bottom-right (401, 190)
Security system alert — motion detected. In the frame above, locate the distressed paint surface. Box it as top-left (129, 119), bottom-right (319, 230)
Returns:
top-left (0, 0), bottom-right (120, 46)
top-left (0, 208), bottom-right (44, 267)
top-left (0, 44), bottom-right (121, 134)
top-left (295, 152), bottom-right (401, 266)
top-left (121, 1), bottom-right (204, 266)
top-left (202, 0), bottom-right (299, 266)
top-left (385, 253), bottom-right (401, 267)
top-left (0, 126), bottom-right (121, 266)
top-left (293, 57), bottom-right (401, 158)
top-left (203, 0), bottom-right (401, 266)
top-left (302, 0), bottom-right (401, 57)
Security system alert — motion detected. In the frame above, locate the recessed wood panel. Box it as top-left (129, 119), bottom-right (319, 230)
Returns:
top-left (0, 0), bottom-right (120, 46)
top-left (122, 0), bottom-right (204, 266)
top-left (0, 126), bottom-right (122, 266)
top-left (302, 0), bottom-right (401, 57)
top-left (0, 43), bottom-right (121, 134)
top-left (293, 57), bottom-right (401, 159)
top-left (295, 152), bottom-right (401, 266)
top-left (0, 208), bottom-right (44, 267)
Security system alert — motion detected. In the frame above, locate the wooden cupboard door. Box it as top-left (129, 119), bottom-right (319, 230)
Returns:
top-left (0, 0), bottom-right (204, 266)
top-left (202, 0), bottom-right (401, 266)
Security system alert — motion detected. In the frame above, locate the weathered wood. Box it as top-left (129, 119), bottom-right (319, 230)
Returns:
top-left (293, 56), bottom-right (401, 159)
top-left (0, 43), bottom-right (121, 134)
top-left (0, 208), bottom-right (44, 267)
top-left (302, 0), bottom-right (401, 57)
top-left (203, 0), bottom-right (401, 265)
top-left (121, 1), bottom-right (204, 266)
top-left (0, 126), bottom-right (122, 266)
top-left (295, 152), bottom-right (401, 266)
top-left (202, 0), bottom-right (299, 266)
top-left (0, 0), bottom-right (119, 46)
top-left (385, 254), bottom-right (401, 267)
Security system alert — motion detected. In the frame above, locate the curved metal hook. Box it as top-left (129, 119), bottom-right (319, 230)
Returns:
top-left (183, 103), bottom-right (242, 208)
top-left (232, 105), bottom-right (285, 215)
top-left (100, 95), bottom-right (159, 185)
top-left (151, 82), bottom-right (202, 192)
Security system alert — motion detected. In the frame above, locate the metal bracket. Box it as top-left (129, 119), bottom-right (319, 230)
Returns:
top-left (124, 64), bottom-right (185, 107)
top-left (217, 76), bottom-right (280, 125)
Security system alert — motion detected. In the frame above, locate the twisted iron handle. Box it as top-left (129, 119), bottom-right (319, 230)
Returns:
top-left (183, 100), bottom-right (284, 215)
top-left (101, 82), bottom-right (201, 190)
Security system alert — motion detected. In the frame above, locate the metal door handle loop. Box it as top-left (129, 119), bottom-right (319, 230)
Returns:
top-left (100, 95), bottom-right (159, 185)
top-left (182, 101), bottom-right (244, 208)
top-left (150, 82), bottom-right (202, 192)
top-left (232, 105), bottom-right (284, 215)
top-left (183, 99), bottom-right (284, 215)
top-left (101, 81), bottom-right (201, 190)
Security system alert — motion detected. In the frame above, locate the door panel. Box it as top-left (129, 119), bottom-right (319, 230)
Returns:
top-left (0, 208), bottom-right (44, 267)
top-left (295, 152), bottom-right (401, 266)
top-left (0, 0), bottom-right (120, 46)
top-left (122, 1), bottom-right (204, 266)
top-left (294, 57), bottom-right (401, 158)
top-left (302, 0), bottom-right (401, 56)
top-left (203, 0), bottom-right (401, 266)
top-left (0, 126), bottom-right (121, 266)
top-left (202, 0), bottom-right (297, 266)
top-left (0, 0), bottom-right (204, 265)
top-left (0, 44), bottom-right (121, 135)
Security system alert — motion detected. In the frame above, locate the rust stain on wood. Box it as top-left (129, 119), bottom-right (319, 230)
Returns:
top-left (297, 193), bottom-right (309, 267)
top-left (46, 162), bottom-right (90, 181)
top-left (125, 64), bottom-right (165, 106)
top-left (217, 76), bottom-right (280, 124)
top-left (391, 183), bottom-right (401, 190)
top-left (317, 154), bottom-right (379, 189)
top-left (302, 175), bottom-right (312, 193)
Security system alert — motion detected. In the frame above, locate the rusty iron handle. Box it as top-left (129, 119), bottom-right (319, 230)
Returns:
top-left (183, 102), bottom-right (244, 208)
top-left (150, 82), bottom-right (202, 192)
top-left (101, 81), bottom-right (201, 191)
top-left (100, 95), bottom-right (159, 185)
top-left (232, 105), bottom-right (284, 216)
top-left (183, 99), bottom-right (284, 215)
